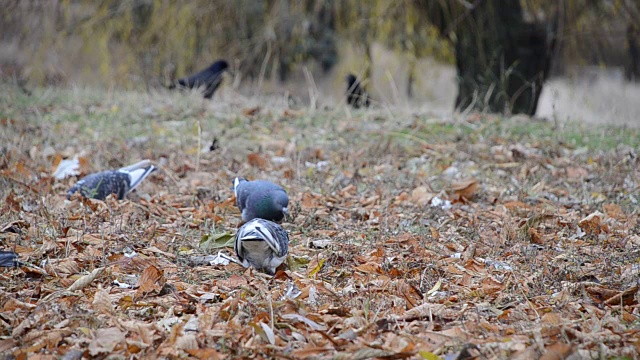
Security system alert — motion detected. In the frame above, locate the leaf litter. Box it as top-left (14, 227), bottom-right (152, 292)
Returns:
top-left (0, 87), bottom-right (639, 359)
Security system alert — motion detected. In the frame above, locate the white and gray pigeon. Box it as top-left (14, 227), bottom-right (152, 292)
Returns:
top-left (234, 218), bottom-right (289, 275)
top-left (233, 177), bottom-right (289, 222)
top-left (67, 160), bottom-right (157, 200)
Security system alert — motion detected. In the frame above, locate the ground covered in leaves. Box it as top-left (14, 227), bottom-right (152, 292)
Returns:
top-left (1, 84), bottom-right (639, 359)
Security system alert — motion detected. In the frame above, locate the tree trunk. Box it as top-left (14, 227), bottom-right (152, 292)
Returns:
top-left (418, 0), bottom-right (555, 115)
top-left (627, 24), bottom-right (640, 82)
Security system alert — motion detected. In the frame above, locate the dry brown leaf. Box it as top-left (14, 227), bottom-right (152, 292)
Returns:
top-left (301, 192), bottom-right (321, 210)
top-left (429, 226), bottom-right (440, 240)
top-left (451, 178), bottom-right (479, 201)
top-left (539, 342), bottom-right (573, 360)
top-left (602, 203), bottom-right (624, 220)
top-left (242, 106), bottom-right (261, 116)
top-left (0, 339), bottom-right (15, 354)
top-left (354, 262), bottom-right (383, 274)
top-left (579, 211), bottom-right (609, 235)
top-left (92, 288), bottom-right (115, 315)
top-left (67, 267), bottom-right (105, 292)
top-left (89, 328), bottom-right (126, 356)
top-left (216, 274), bottom-right (248, 288)
top-left (603, 285), bottom-right (638, 306)
top-left (175, 334), bottom-right (198, 350)
top-left (541, 312), bottom-right (562, 325)
top-left (135, 265), bottom-right (166, 298)
top-left (186, 348), bottom-right (222, 360)
top-left (247, 153), bottom-right (269, 169)
top-left (291, 347), bottom-right (333, 359)
top-left (528, 227), bottom-right (543, 244)
top-left (411, 186), bottom-right (434, 206)
top-left (398, 281), bottom-right (423, 309)
top-left (585, 285), bottom-right (620, 304)
top-left (565, 166), bottom-right (588, 179)
top-left (398, 303), bottom-right (446, 321)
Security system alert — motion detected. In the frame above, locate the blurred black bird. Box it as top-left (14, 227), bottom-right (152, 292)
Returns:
top-left (170, 60), bottom-right (229, 99)
top-left (345, 73), bottom-right (370, 109)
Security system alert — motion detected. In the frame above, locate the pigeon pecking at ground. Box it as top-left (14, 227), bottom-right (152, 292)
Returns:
top-left (234, 218), bottom-right (289, 275)
top-left (170, 59), bottom-right (229, 99)
top-left (233, 177), bottom-right (289, 222)
top-left (345, 73), bottom-right (370, 109)
top-left (67, 160), bottom-right (157, 201)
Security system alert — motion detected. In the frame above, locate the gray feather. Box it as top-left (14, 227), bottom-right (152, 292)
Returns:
top-left (0, 251), bottom-right (20, 267)
top-left (233, 177), bottom-right (289, 222)
top-left (68, 160), bottom-right (156, 200)
top-left (234, 218), bottom-right (289, 275)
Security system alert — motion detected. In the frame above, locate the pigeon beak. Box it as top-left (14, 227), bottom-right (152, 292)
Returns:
top-left (282, 207), bottom-right (289, 221)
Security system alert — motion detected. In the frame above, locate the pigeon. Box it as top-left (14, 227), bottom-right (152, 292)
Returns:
top-left (170, 60), bottom-right (229, 99)
top-left (0, 251), bottom-right (20, 267)
top-left (345, 73), bottom-right (370, 109)
top-left (234, 218), bottom-right (289, 275)
top-left (67, 160), bottom-right (156, 200)
top-left (233, 177), bottom-right (289, 222)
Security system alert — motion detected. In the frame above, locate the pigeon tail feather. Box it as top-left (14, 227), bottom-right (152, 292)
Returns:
top-left (123, 165), bottom-right (157, 192)
top-left (119, 160), bottom-right (152, 172)
top-left (233, 177), bottom-right (247, 198)
top-left (234, 218), bottom-right (289, 274)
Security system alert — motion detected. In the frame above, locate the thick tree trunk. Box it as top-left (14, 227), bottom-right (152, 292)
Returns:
top-left (418, 0), bottom-right (555, 115)
top-left (627, 24), bottom-right (640, 82)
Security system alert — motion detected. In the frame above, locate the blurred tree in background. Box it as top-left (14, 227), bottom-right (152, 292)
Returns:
top-left (416, 0), bottom-right (557, 115)
top-left (0, 0), bottom-right (638, 114)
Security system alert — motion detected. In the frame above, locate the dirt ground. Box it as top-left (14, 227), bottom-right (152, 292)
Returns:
top-left (0, 83), bottom-right (639, 359)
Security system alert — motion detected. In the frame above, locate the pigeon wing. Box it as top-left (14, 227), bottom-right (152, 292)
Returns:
top-left (68, 171), bottom-right (130, 200)
top-left (0, 251), bottom-right (20, 267)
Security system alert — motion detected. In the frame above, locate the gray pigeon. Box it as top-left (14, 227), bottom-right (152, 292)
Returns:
top-left (0, 251), bottom-right (20, 267)
top-left (234, 218), bottom-right (289, 275)
top-left (233, 177), bottom-right (289, 222)
top-left (67, 160), bottom-right (157, 200)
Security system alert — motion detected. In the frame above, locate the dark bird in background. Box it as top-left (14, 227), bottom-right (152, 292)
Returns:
top-left (0, 251), bottom-right (21, 267)
top-left (67, 160), bottom-right (157, 201)
top-left (170, 60), bottom-right (229, 99)
top-left (233, 177), bottom-right (289, 223)
top-left (234, 218), bottom-right (289, 275)
top-left (345, 73), bottom-right (370, 108)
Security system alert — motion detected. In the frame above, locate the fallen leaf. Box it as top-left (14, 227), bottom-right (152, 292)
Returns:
top-left (89, 328), bottom-right (125, 356)
top-left (579, 211), bottom-right (609, 235)
top-left (411, 186), bottom-right (434, 206)
top-left (200, 232), bottom-right (234, 250)
top-left (135, 265), bottom-right (166, 298)
top-left (540, 342), bottom-right (573, 360)
top-left (247, 153), bottom-right (269, 169)
top-left (451, 178), bottom-right (479, 200)
top-left (242, 106), bottom-right (261, 116)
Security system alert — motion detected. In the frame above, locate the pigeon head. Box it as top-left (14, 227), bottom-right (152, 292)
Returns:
top-left (273, 190), bottom-right (289, 219)
top-left (209, 60), bottom-right (229, 73)
top-left (253, 190), bottom-right (288, 222)
top-left (234, 178), bottom-right (289, 222)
